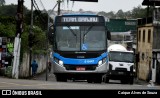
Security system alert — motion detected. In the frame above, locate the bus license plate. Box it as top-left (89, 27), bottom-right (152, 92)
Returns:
top-left (76, 67), bottom-right (85, 71)
top-left (118, 72), bottom-right (124, 75)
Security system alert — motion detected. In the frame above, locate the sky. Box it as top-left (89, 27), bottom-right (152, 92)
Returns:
top-left (5, 0), bottom-right (145, 12)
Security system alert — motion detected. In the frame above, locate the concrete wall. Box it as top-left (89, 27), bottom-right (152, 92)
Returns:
top-left (153, 27), bottom-right (160, 49)
top-left (137, 24), bottom-right (153, 80)
top-left (19, 53), bottom-right (47, 78)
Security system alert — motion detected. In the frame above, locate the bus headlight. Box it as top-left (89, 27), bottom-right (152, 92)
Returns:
top-left (54, 57), bottom-right (59, 63)
top-left (59, 60), bottom-right (63, 66)
top-left (54, 57), bottom-right (63, 66)
top-left (98, 60), bottom-right (102, 66)
top-left (98, 58), bottom-right (107, 66)
top-left (102, 58), bottom-right (107, 63)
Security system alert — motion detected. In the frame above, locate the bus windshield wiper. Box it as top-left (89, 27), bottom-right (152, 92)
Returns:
top-left (83, 25), bottom-right (93, 43)
top-left (66, 25), bottom-right (77, 37)
top-left (66, 25), bottom-right (78, 44)
top-left (84, 25), bottom-right (93, 36)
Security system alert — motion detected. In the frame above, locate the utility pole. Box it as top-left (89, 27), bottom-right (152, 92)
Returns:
top-left (29, 0), bottom-right (34, 77)
top-left (15, 0), bottom-right (23, 38)
top-left (46, 3), bottom-right (58, 81)
top-left (46, 17), bottom-right (49, 81)
top-left (57, 0), bottom-right (61, 15)
top-left (12, 0), bottom-right (24, 79)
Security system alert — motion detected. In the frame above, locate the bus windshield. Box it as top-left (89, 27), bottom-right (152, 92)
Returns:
top-left (109, 52), bottom-right (134, 63)
top-left (55, 26), bottom-right (106, 51)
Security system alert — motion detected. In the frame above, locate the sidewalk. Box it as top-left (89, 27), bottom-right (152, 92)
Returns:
top-left (134, 78), bottom-right (148, 85)
top-left (31, 69), bottom-right (56, 82)
top-left (134, 78), bottom-right (160, 87)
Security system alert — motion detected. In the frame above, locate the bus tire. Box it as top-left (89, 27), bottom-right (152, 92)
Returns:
top-left (104, 78), bottom-right (109, 83)
top-left (129, 77), bottom-right (134, 84)
top-left (56, 75), bottom-right (67, 82)
top-left (121, 79), bottom-right (127, 84)
top-left (87, 78), bottom-right (93, 83)
top-left (94, 76), bottom-right (102, 83)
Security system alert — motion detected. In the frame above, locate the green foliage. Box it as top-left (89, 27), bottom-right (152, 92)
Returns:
top-left (33, 26), bottom-right (46, 46)
top-left (0, 23), bottom-right (16, 37)
top-left (25, 10), bottom-right (50, 31)
top-left (0, 16), bottom-right (16, 24)
top-left (116, 9), bottom-right (125, 18)
top-left (32, 50), bottom-right (47, 55)
top-left (0, 0), bottom-right (5, 6)
top-left (0, 4), bottom-right (17, 16)
top-left (0, 16), bottom-right (16, 37)
top-left (21, 25), bottom-right (47, 54)
top-left (5, 66), bottom-right (12, 78)
top-left (97, 5), bottom-right (149, 19)
top-left (0, 4), bottom-right (29, 16)
top-left (0, 4), bottom-right (47, 56)
top-left (131, 6), bottom-right (148, 18)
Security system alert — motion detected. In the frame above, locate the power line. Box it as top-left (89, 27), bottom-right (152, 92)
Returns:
top-left (39, 0), bottom-right (48, 13)
top-left (32, 0), bottom-right (46, 24)
top-left (49, 2), bottom-right (58, 15)
top-left (71, 1), bottom-right (75, 11)
top-left (33, 0), bottom-right (41, 11)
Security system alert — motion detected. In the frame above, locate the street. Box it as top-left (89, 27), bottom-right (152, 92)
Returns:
top-left (1, 0), bottom-right (160, 97)
top-left (0, 72), bottom-right (160, 96)
top-left (0, 72), bottom-right (159, 90)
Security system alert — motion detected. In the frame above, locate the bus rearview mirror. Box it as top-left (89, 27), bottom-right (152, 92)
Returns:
top-left (107, 31), bottom-right (111, 40)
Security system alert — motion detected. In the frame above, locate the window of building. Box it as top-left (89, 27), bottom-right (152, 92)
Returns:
top-left (142, 53), bottom-right (145, 60)
top-left (139, 30), bottom-right (141, 42)
top-left (143, 30), bottom-right (145, 42)
top-left (148, 29), bottom-right (151, 43)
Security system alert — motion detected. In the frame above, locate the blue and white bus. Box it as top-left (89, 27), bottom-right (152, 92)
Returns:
top-left (50, 14), bottom-right (111, 83)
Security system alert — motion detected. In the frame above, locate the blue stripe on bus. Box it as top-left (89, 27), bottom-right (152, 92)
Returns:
top-left (53, 52), bottom-right (107, 65)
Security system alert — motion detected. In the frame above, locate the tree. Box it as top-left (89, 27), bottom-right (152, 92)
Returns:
top-left (98, 11), bottom-right (116, 19)
top-left (97, 11), bottom-right (107, 17)
top-left (25, 10), bottom-right (49, 31)
top-left (0, 4), bottom-right (47, 55)
top-left (116, 9), bottom-right (125, 19)
top-left (0, 0), bottom-right (5, 6)
top-left (124, 11), bottom-right (132, 19)
top-left (131, 5), bottom-right (147, 18)
top-left (106, 11), bottom-right (116, 18)
top-left (0, 4), bottom-right (29, 16)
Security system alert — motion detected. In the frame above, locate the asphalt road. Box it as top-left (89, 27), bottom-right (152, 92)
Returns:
top-left (0, 66), bottom-right (159, 90)
top-left (0, 72), bottom-right (160, 96)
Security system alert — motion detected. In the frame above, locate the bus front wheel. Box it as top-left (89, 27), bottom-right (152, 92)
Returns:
top-left (56, 75), bottom-right (67, 82)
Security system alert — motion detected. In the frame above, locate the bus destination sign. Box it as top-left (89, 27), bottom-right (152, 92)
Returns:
top-left (62, 17), bottom-right (99, 22)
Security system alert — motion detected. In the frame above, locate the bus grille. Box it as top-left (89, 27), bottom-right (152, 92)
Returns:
top-left (115, 68), bottom-right (127, 72)
top-left (64, 64), bottom-right (98, 70)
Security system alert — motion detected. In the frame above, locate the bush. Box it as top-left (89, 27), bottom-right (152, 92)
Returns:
top-left (5, 66), bottom-right (12, 78)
